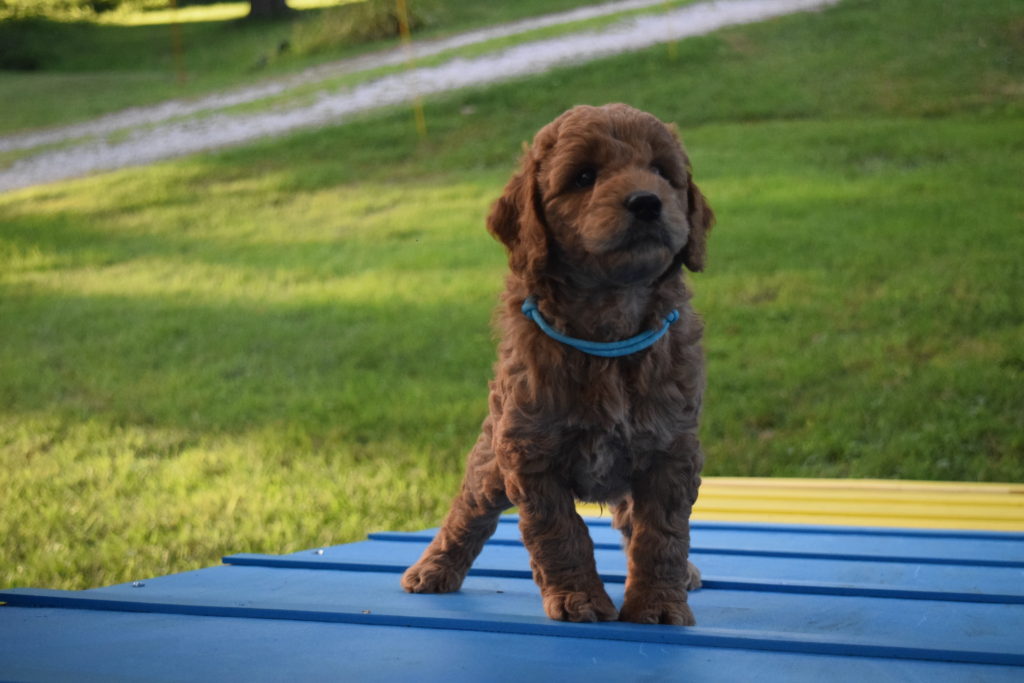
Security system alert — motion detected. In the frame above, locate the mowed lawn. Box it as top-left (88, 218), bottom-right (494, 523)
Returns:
top-left (1, 0), bottom-right (1022, 590)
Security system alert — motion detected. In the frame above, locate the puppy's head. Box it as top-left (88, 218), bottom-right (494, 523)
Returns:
top-left (488, 104), bottom-right (714, 287)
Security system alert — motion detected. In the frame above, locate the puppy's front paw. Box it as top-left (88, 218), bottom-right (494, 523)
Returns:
top-left (542, 587), bottom-right (618, 623)
top-left (619, 590), bottom-right (695, 626)
top-left (401, 557), bottom-right (465, 593)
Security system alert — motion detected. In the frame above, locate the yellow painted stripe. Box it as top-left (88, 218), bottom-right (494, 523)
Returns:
top-left (705, 477), bottom-right (1024, 494)
top-left (576, 477), bottom-right (1024, 531)
top-left (697, 490), bottom-right (1018, 506)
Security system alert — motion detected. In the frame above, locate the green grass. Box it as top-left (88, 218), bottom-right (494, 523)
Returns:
top-left (2, 0), bottom-right (1023, 591)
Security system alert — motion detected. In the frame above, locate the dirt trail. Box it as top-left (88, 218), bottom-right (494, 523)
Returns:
top-left (0, 0), bottom-right (836, 192)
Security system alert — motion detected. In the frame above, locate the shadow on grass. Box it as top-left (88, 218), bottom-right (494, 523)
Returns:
top-left (0, 284), bottom-right (497, 447)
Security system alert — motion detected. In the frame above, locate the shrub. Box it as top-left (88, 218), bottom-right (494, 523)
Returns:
top-left (290, 0), bottom-right (436, 56)
top-left (0, 0), bottom-right (164, 20)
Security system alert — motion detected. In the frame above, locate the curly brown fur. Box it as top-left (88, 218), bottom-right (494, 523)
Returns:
top-left (401, 104), bottom-right (714, 625)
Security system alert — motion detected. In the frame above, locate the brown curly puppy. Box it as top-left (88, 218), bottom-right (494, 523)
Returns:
top-left (401, 104), bottom-right (714, 625)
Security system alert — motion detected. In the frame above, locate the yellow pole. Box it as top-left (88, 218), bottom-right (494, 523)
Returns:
top-left (396, 0), bottom-right (427, 139)
top-left (169, 0), bottom-right (187, 85)
top-left (664, 1), bottom-right (678, 61)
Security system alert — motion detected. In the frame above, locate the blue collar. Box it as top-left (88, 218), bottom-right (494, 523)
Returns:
top-left (521, 295), bottom-right (680, 358)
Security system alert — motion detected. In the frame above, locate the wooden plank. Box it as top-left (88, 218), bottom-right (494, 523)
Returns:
top-left (591, 518), bottom-right (1024, 540)
top-left (2, 517), bottom-right (1022, 679)
top-left (3, 606), bottom-right (1020, 683)
top-left (373, 521), bottom-right (1024, 566)
top-left (705, 478), bottom-right (1024, 494)
top-left (683, 511), bottom-right (1024, 531)
top-left (223, 536), bottom-right (1024, 603)
top-left (691, 499), bottom-right (1022, 522)
top-left (4, 570), bottom-right (1024, 666)
top-left (578, 477), bottom-right (1024, 530)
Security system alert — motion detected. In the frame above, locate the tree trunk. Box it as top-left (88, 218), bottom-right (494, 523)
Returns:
top-left (248, 0), bottom-right (292, 20)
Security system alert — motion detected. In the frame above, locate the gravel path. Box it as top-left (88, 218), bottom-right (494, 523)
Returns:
top-left (0, 0), bottom-right (836, 192)
top-left (0, 0), bottom-right (675, 155)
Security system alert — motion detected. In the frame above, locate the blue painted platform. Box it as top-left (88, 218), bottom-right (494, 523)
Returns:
top-left (2, 517), bottom-right (1023, 681)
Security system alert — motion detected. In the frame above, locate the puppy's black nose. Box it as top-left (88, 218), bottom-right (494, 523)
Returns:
top-left (625, 192), bottom-right (662, 221)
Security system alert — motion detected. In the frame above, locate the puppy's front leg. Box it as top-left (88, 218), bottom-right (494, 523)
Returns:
top-left (402, 433), bottom-right (510, 594)
top-left (619, 437), bottom-right (701, 626)
top-left (508, 472), bottom-right (618, 623)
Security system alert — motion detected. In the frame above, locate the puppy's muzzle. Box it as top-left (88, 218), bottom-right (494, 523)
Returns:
top-left (624, 192), bottom-right (662, 222)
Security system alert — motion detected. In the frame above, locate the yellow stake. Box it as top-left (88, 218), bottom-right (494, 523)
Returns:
top-left (169, 0), bottom-right (188, 85)
top-left (396, 0), bottom-right (427, 139)
top-left (664, 1), bottom-right (678, 61)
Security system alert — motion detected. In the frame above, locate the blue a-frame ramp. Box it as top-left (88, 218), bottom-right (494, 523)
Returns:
top-left (2, 517), bottom-right (1023, 681)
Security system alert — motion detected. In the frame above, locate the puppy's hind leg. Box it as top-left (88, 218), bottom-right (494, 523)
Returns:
top-left (402, 431), bottom-right (510, 593)
top-left (612, 497), bottom-right (634, 551)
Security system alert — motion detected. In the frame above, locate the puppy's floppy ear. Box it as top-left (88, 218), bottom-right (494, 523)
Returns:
top-left (487, 152), bottom-right (548, 278)
top-left (682, 176), bottom-right (715, 272)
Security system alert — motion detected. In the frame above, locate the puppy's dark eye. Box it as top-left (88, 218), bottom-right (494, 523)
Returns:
top-left (651, 163), bottom-right (679, 187)
top-left (574, 167), bottom-right (597, 189)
